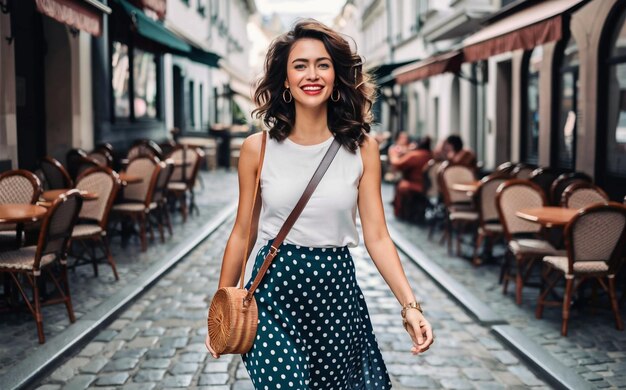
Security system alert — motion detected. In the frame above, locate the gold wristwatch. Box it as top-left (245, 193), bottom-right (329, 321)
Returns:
top-left (400, 301), bottom-right (423, 319)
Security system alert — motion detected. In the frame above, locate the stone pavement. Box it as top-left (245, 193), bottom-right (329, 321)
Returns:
top-left (36, 210), bottom-right (550, 388)
top-left (0, 169), bottom-right (239, 378)
top-left (381, 184), bottom-right (626, 389)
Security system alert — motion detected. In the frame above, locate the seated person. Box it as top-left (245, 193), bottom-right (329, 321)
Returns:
top-left (443, 134), bottom-right (477, 168)
top-left (389, 136), bottom-right (432, 221)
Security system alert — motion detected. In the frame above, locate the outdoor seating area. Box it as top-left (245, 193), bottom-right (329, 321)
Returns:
top-left (414, 160), bottom-right (626, 336)
top-left (0, 139), bottom-right (209, 344)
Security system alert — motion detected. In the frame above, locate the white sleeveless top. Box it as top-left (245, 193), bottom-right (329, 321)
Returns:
top-left (258, 135), bottom-right (363, 248)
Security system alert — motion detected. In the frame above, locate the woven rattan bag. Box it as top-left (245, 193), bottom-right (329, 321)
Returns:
top-left (207, 133), bottom-right (341, 355)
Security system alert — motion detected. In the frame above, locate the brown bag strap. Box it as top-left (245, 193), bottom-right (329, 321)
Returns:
top-left (238, 131), bottom-right (267, 289)
top-left (244, 137), bottom-right (341, 303)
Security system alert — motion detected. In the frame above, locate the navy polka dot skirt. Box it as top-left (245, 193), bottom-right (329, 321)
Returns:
top-left (241, 241), bottom-right (392, 389)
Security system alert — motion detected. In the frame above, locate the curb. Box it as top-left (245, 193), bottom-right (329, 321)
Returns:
top-left (4, 202), bottom-right (238, 390)
top-left (387, 224), bottom-right (589, 390)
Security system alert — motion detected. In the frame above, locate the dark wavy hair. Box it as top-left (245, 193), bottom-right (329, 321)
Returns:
top-left (252, 19), bottom-right (376, 152)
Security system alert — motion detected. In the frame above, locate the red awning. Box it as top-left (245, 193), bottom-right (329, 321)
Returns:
top-left (462, 0), bottom-right (587, 63)
top-left (35, 0), bottom-right (111, 37)
top-left (392, 51), bottom-right (463, 85)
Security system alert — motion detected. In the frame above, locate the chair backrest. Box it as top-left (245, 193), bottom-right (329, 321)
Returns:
top-left (550, 172), bottom-right (593, 206)
top-left (512, 163), bottom-right (535, 179)
top-left (35, 190), bottom-right (83, 269)
top-left (152, 160), bottom-right (174, 203)
top-left (168, 146), bottom-right (203, 185)
top-left (75, 167), bottom-right (120, 228)
top-left (95, 143), bottom-right (114, 155)
top-left (87, 150), bottom-right (113, 168)
top-left (0, 170), bottom-right (41, 204)
top-left (561, 182), bottom-right (609, 209)
top-left (423, 159), bottom-right (441, 199)
top-left (128, 139), bottom-right (163, 161)
top-left (438, 161), bottom-right (475, 206)
top-left (495, 162), bottom-right (515, 176)
top-left (496, 179), bottom-right (546, 240)
top-left (66, 148), bottom-right (88, 180)
top-left (529, 167), bottom-right (561, 202)
top-left (75, 157), bottom-right (101, 179)
top-left (40, 157), bottom-right (72, 189)
top-left (123, 157), bottom-right (160, 204)
top-left (476, 174), bottom-right (508, 225)
top-left (564, 203), bottom-right (626, 275)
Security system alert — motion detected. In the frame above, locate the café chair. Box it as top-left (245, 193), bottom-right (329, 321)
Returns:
top-left (150, 160), bottom-right (174, 242)
top-left (66, 148), bottom-right (89, 181)
top-left (496, 179), bottom-right (563, 304)
top-left (70, 167), bottom-right (121, 280)
top-left (438, 161), bottom-right (478, 256)
top-left (111, 157), bottom-right (160, 251)
top-left (536, 203), bottom-right (626, 336)
top-left (529, 167), bottom-right (565, 204)
top-left (127, 140), bottom-right (162, 161)
top-left (495, 162), bottom-right (515, 176)
top-left (0, 170), bottom-right (42, 247)
top-left (472, 174), bottom-right (508, 266)
top-left (550, 172), bottom-right (593, 206)
top-left (512, 163), bottom-right (536, 180)
top-left (0, 190), bottom-right (83, 343)
top-left (167, 146), bottom-right (204, 222)
top-left (561, 182), bottom-right (609, 209)
top-left (75, 156), bottom-right (101, 179)
top-left (40, 157), bottom-right (73, 190)
top-left (423, 160), bottom-right (445, 241)
top-left (87, 149), bottom-right (113, 168)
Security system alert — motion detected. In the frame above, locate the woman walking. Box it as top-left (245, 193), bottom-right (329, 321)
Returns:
top-left (206, 20), bottom-right (433, 389)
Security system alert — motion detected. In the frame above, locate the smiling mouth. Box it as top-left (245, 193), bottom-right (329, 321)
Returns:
top-left (301, 85), bottom-right (324, 95)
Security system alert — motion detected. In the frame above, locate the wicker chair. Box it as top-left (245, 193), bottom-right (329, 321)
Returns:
top-left (536, 203), bottom-right (626, 336)
top-left (495, 162), bottom-right (515, 176)
top-left (550, 172), bottom-right (593, 206)
top-left (167, 146), bottom-right (205, 222)
top-left (70, 167), bottom-right (121, 280)
top-left (127, 140), bottom-right (162, 161)
top-left (561, 182), bottom-right (609, 209)
top-left (438, 161), bottom-right (478, 256)
top-left (529, 168), bottom-right (564, 203)
top-left (87, 149), bottom-right (113, 168)
top-left (40, 157), bottom-right (73, 190)
top-left (512, 163), bottom-right (536, 180)
top-left (0, 170), bottom-right (42, 247)
top-left (0, 190), bottom-right (83, 343)
top-left (66, 148), bottom-right (88, 181)
top-left (150, 160), bottom-right (174, 242)
top-left (472, 174), bottom-right (508, 265)
top-left (111, 157), bottom-right (160, 251)
top-left (496, 179), bottom-right (563, 304)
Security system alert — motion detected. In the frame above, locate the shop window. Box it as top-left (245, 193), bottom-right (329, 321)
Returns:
top-left (111, 41), bottom-right (160, 121)
top-left (555, 36), bottom-right (579, 170)
top-left (521, 46), bottom-right (543, 164)
top-left (605, 10), bottom-right (626, 177)
top-left (112, 42), bottom-right (130, 119)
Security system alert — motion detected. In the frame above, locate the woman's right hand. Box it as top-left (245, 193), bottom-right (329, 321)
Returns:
top-left (205, 333), bottom-right (220, 359)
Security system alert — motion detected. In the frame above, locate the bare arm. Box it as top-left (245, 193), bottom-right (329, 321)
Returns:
top-left (217, 132), bottom-right (263, 289)
top-left (357, 134), bottom-right (434, 354)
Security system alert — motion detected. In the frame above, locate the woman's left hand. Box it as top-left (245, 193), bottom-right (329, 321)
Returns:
top-left (403, 309), bottom-right (434, 355)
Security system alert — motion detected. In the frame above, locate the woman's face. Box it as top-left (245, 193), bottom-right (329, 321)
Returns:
top-left (285, 38), bottom-right (335, 109)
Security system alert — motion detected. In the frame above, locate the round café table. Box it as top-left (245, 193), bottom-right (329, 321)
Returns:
top-left (516, 207), bottom-right (579, 228)
top-left (0, 204), bottom-right (47, 224)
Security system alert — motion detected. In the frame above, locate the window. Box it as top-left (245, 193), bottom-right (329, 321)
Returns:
top-left (133, 48), bottom-right (158, 119)
top-left (112, 42), bottom-right (130, 119)
top-left (199, 84), bottom-right (204, 127)
top-left (111, 41), bottom-right (160, 121)
top-left (189, 80), bottom-right (195, 127)
top-left (197, 0), bottom-right (206, 15)
top-left (554, 36), bottom-right (579, 170)
top-left (605, 9), bottom-right (626, 177)
top-left (522, 46), bottom-right (543, 164)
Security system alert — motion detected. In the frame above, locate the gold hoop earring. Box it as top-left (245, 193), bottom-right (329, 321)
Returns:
top-left (282, 88), bottom-right (293, 103)
top-left (331, 88), bottom-right (341, 102)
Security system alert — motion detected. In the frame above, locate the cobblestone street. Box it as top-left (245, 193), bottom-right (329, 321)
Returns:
top-left (36, 188), bottom-right (550, 389)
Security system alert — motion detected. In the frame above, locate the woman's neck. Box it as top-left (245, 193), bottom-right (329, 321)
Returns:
top-left (290, 103), bottom-right (332, 144)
